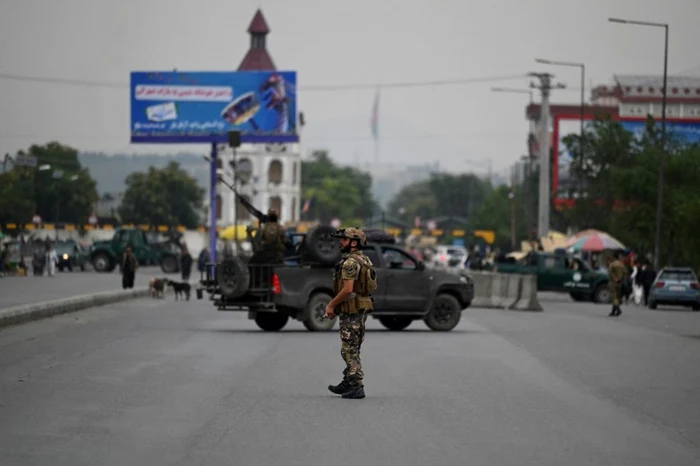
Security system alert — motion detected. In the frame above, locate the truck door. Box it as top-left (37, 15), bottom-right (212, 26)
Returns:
top-left (131, 230), bottom-right (151, 263)
top-left (380, 246), bottom-right (431, 312)
top-left (537, 254), bottom-right (572, 291)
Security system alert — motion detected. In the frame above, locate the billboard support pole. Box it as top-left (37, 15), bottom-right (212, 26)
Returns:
top-left (209, 143), bottom-right (218, 266)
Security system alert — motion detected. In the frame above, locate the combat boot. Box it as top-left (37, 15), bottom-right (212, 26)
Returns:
top-left (341, 386), bottom-right (366, 399)
top-left (328, 381), bottom-right (351, 395)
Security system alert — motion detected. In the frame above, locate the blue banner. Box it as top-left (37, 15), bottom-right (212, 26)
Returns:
top-left (130, 71), bottom-right (298, 144)
top-left (619, 119), bottom-right (700, 145)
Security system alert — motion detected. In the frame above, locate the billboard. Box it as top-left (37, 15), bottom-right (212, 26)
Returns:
top-left (130, 71), bottom-right (298, 144)
top-left (554, 115), bottom-right (700, 205)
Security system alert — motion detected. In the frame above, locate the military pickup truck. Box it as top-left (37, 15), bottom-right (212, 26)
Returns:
top-left (198, 226), bottom-right (475, 332)
top-left (494, 251), bottom-right (611, 303)
top-left (90, 227), bottom-right (182, 274)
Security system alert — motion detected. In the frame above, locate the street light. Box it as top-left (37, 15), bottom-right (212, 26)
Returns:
top-left (610, 17), bottom-right (669, 271)
top-left (535, 58), bottom-right (585, 152)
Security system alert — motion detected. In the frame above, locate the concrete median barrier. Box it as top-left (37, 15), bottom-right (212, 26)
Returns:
top-left (462, 271), bottom-right (542, 312)
top-left (0, 287), bottom-right (150, 329)
top-left (510, 274), bottom-right (543, 311)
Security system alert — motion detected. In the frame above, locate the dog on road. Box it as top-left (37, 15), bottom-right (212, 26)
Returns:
top-left (167, 280), bottom-right (191, 301)
top-left (149, 278), bottom-right (167, 298)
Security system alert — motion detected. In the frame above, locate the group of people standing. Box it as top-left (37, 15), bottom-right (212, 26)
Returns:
top-left (607, 252), bottom-right (657, 317)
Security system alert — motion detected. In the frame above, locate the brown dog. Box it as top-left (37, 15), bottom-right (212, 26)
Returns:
top-left (149, 278), bottom-right (166, 298)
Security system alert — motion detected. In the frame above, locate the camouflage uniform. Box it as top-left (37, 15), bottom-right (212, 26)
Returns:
top-left (260, 221), bottom-right (285, 263)
top-left (251, 209), bottom-right (286, 264)
top-left (608, 257), bottom-right (626, 316)
top-left (328, 228), bottom-right (376, 399)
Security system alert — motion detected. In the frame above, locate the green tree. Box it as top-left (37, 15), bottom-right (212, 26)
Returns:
top-left (0, 167), bottom-right (36, 224)
top-left (0, 142), bottom-right (99, 224)
top-left (301, 150), bottom-right (377, 222)
top-left (386, 173), bottom-right (491, 225)
top-left (119, 162), bottom-right (205, 228)
top-left (563, 116), bottom-right (700, 269)
top-left (472, 184), bottom-right (528, 251)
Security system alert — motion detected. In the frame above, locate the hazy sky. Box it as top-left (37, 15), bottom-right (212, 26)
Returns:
top-left (0, 0), bottom-right (698, 176)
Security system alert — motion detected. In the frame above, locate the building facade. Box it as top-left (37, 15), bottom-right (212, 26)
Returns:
top-left (212, 9), bottom-right (302, 227)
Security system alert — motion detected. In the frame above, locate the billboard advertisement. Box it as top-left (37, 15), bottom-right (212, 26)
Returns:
top-left (554, 115), bottom-right (700, 205)
top-left (130, 71), bottom-right (298, 144)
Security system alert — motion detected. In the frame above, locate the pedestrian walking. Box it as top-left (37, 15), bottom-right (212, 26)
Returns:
top-left (608, 252), bottom-right (626, 317)
top-left (180, 245), bottom-right (193, 282)
top-left (45, 243), bottom-right (57, 277)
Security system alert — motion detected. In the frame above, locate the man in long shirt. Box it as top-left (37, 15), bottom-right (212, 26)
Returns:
top-left (120, 245), bottom-right (137, 289)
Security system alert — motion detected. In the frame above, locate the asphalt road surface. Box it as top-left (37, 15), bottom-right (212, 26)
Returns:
top-left (0, 267), bottom-right (176, 309)
top-left (0, 295), bottom-right (699, 465)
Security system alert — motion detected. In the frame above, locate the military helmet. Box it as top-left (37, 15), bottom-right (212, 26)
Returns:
top-left (331, 227), bottom-right (367, 245)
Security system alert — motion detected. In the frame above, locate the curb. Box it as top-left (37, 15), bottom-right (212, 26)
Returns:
top-left (0, 287), bottom-right (150, 329)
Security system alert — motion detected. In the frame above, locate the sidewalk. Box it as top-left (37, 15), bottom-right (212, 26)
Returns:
top-left (0, 268), bottom-right (168, 309)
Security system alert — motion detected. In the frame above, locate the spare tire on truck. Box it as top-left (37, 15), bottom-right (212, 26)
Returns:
top-left (302, 225), bottom-right (341, 266)
top-left (217, 257), bottom-right (250, 299)
top-left (364, 229), bottom-right (396, 244)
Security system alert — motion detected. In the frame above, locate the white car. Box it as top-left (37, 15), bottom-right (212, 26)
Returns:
top-left (431, 246), bottom-right (468, 270)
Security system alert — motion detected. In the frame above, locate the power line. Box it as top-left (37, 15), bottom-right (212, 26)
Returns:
top-left (0, 71), bottom-right (527, 91)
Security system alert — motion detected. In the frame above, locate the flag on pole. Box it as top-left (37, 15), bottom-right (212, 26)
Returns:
top-left (370, 89), bottom-right (379, 141)
top-left (302, 196), bottom-right (315, 213)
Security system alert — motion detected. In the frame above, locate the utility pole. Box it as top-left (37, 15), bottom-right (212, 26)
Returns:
top-left (529, 72), bottom-right (565, 238)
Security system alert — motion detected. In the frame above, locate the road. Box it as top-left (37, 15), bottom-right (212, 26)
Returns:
top-left (0, 295), bottom-right (698, 465)
top-left (0, 267), bottom-right (175, 309)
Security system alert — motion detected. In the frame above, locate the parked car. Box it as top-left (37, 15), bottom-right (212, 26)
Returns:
top-left (648, 267), bottom-right (700, 311)
top-left (431, 245), bottom-right (468, 270)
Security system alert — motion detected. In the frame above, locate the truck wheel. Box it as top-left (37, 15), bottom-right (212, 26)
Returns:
top-left (217, 257), bottom-right (250, 298)
top-left (424, 294), bottom-right (462, 332)
top-left (91, 252), bottom-right (113, 273)
top-left (255, 313), bottom-right (289, 331)
top-left (305, 225), bottom-right (341, 265)
top-left (378, 316), bottom-right (413, 331)
top-left (302, 292), bottom-right (337, 331)
top-left (160, 255), bottom-right (178, 274)
top-left (593, 284), bottom-right (610, 304)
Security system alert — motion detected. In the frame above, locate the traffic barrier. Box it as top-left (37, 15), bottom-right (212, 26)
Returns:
top-left (0, 287), bottom-right (150, 329)
top-left (461, 271), bottom-right (542, 312)
top-left (511, 274), bottom-right (543, 311)
top-left (469, 272), bottom-right (493, 308)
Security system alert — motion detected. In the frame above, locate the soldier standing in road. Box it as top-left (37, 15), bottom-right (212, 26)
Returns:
top-left (325, 227), bottom-right (377, 399)
top-left (608, 251), bottom-right (626, 317)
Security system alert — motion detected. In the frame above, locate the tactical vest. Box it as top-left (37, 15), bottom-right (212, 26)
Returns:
top-left (333, 251), bottom-right (377, 314)
top-left (262, 223), bottom-right (284, 252)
